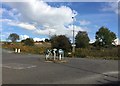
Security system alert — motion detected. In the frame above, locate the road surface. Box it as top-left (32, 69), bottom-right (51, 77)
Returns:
top-left (2, 49), bottom-right (119, 84)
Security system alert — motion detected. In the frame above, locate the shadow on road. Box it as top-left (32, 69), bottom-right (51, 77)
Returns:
top-left (53, 62), bottom-right (118, 79)
top-left (55, 62), bottom-right (119, 85)
top-left (97, 81), bottom-right (120, 85)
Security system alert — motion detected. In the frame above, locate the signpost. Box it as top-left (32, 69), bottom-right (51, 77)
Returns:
top-left (53, 48), bottom-right (57, 61)
top-left (58, 49), bottom-right (64, 60)
top-left (45, 48), bottom-right (65, 62)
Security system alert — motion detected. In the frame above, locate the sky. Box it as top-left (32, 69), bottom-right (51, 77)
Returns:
top-left (0, 0), bottom-right (119, 44)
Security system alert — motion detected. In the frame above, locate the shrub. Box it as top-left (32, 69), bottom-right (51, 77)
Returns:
top-left (51, 35), bottom-right (71, 51)
top-left (21, 38), bottom-right (34, 46)
top-left (75, 47), bottom-right (118, 60)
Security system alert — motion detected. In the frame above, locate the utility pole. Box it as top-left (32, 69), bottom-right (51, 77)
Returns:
top-left (72, 17), bottom-right (76, 57)
top-left (49, 30), bottom-right (51, 39)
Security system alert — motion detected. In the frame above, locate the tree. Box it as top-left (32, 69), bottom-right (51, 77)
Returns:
top-left (51, 35), bottom-right (71, 51)
top-left (45, 38), bottom-right (50, 42)
top-left (21, 38), bottom-right (34, 46)
top-left (95, 26), bottom-right (116, 47)
top-left (8, 33), bottom-right (19, 42)
top-left (75, 31), bottom-right (90, 48)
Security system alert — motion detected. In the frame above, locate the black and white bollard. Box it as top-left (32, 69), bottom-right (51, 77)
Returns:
top-left (59, 54), bottom-right (62, 60)
top-left (18, 49), bottom-right (21, 53)
top-left (53, 48), bottom-right (57, 61)
top-left (15, 48), bottom-right (17, 53)
top-left (45, 54), bottom-right (49, 60)
top-left (58, 49), bottom-right (64, 60)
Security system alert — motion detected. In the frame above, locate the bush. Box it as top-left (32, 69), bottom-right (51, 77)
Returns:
top-left (21, 38), bottom-right (34, 46)
top-left (75, 31), bottom-right (90, 48)
top-left (75, 47), bottom-right (119, 60)
top-left (51, 35), bottom-right (71, 51)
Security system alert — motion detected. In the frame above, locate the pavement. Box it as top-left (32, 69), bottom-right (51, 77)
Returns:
top-left (2, 49), bottom-right (119, 84)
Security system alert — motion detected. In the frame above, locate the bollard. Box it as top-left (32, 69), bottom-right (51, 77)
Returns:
top-left (53, 49), bottom-right (57, 60)
top-left (45, 54), bottom-right (49, 60)
top-left (15, 48), bottom-right (17, 53)
top-left (18, 49), bottom-right (21, 53)
top-left (58, 49), bottom-right (64, 60)
top-left (59, 54), bottom-right (62, 60)
top-left (53, 52), bottom-right (56, 60)
top-left (45, 55), bottom-right (47, 60)
top-left (45, 49), bottom-right (52, 60)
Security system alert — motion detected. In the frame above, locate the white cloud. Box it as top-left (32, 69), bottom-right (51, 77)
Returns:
top-left (0, 28), bottom-right (2, 32)
top-left (1, 32), bottom-right (12, 41)
top-left (101, 2), bottom-right (119, 14)
top-left (79, 20), bottom-right (91, 26)
top-left (1, 18), bottom-right (87, 40)
top-left (19, 35), bottom-right (45, 42)
top-left (89, 38), bottom-right (120, 45)
top-left (8, 0), bottom-right (77, 25)
top-left (9, 22), bottom-right (36, 30)
top-left (9, 8), bottom-right (21, 18)
top-left (5, 0), bottom-right (79, 37)
top-left (0, 7), bottom-right (21, 20)
top-left (3, 0), bottom-right (89, 40)
top-left (35, 28), bottom-right (56, 35)
top-left (0, 18), bottom-right (12, 22)
top-left (0, 18), bottom-right (36, 30)
top-left (20, 35), bottom-right (29, 40)
top-left (113, 38), bottom-right (120, 45)
top-left (0, 8), bottom-right (4, 15)
top-left (66, 25), bottom-right (86, 37)
top-left (35, 24), bottom-right (86, 38)
top-left (33, 37), bottom-right (45, 42)
top-left (89, 39), bottom-right (95, 43)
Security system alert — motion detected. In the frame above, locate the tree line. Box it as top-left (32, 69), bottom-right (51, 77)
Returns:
top-left (7, 26), bottom-right (117, 51)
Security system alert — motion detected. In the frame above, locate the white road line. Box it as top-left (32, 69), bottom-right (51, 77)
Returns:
top-left (27, 66), bottom-right (37, 69)
top-left (2, 63), bottom-right (37, 69)
top-left (3, 66), bottom-right (12, 69)
top-left (102, 71), bottom-right (119, 75)
top-left (13, 67), bottom-right (24, 70)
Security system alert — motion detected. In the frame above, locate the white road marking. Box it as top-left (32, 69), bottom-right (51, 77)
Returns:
top-left (3, 66), bottom-right (12, 69)
top-left (2, 63), bottom-right (37, 69)
top-left (102, 71), bottom-right (119, 75)
top-left (27, 65), bottom-right (37, 69)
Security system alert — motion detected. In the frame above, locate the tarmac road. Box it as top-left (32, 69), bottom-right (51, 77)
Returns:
top-left (2, 49), bottom-right (119, 84)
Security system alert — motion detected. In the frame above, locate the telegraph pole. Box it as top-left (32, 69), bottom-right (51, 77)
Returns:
top-left (72, 17), bottom-right (75, 57)
top-left (49, 30), bottom-right (51, 39)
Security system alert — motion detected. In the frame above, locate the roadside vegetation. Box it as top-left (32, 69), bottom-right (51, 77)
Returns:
top-left (2, 42), bottom-right (51, 54)
top-left (2, 26), bottom-right (119, 60)
top-left (75, 46), bottom-right (118, 60)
